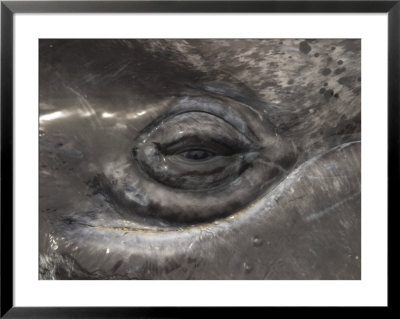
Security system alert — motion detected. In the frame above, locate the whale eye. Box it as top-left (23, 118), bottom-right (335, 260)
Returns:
top-left (132, 112), bottom-right (254, 190)
top-left (100, 97), bottom-right (296, 224)
top-left (180, 149), bottom-right (215, 161)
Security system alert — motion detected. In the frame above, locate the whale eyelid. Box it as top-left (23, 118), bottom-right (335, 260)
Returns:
top-left (158, 134), bottom-right (246, 157)
top-left (135, 107), bottom-right (258, 145)
top-left (189, 81), bottom-right (272, 117)
top-left (168, 110), bottom-right (255, 143)
top-left (171, 96), bottom-right (261, 141)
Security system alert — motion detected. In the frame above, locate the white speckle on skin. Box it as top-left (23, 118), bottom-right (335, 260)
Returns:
top-left (102, 112), bottom-right (114, 118)
top-left (49, 234), bottom-right (58, 250)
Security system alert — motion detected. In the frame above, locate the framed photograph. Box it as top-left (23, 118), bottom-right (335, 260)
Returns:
top-left (1, 0), bottom-right (394, 316)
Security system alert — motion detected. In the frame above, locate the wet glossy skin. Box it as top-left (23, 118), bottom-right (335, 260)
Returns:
top-left (39, 39), bottom-right (361, 279)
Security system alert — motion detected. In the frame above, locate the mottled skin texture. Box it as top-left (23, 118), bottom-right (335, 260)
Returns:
top-left (39, 39), bottom-right (361, 279)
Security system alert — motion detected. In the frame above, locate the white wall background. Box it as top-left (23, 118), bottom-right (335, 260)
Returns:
top-left (14, 13), bottom-right (387, 306)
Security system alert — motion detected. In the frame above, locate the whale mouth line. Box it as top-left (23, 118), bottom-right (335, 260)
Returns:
top-left (93, 225), bottom-right (174, 233)
top-left (64, 218), bottom-right (176, 233)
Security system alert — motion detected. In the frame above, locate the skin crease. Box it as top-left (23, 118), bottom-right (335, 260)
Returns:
top-left (39, 39), bottom-right (361, 279)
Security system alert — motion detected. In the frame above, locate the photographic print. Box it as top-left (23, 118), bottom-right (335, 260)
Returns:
top-left (39, 39), bottom-right (361, 280)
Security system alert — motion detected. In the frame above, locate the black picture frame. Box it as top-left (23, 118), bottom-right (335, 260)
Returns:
top-left (1, 0), bottom-right (395, 317)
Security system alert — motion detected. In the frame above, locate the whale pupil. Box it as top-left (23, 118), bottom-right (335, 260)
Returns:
top-left (183, 149), bottom-right (214, 161)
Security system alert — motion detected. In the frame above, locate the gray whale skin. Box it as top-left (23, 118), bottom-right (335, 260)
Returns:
top-left (39, 39), bottom-right (361, 279)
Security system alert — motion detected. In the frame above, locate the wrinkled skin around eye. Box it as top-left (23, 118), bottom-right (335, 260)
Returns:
top-left (133, 111), bottom-right (254, 190)
top-left (99, 105), bottom-right (297, 224)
